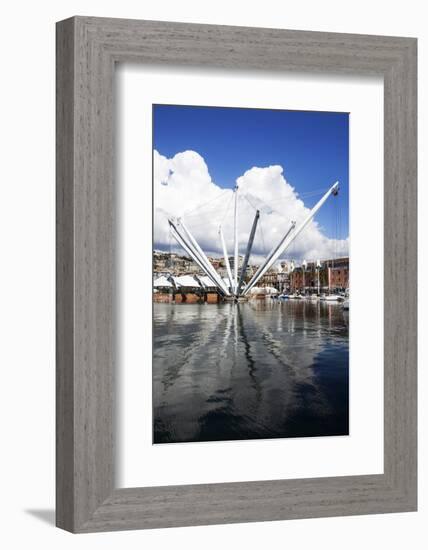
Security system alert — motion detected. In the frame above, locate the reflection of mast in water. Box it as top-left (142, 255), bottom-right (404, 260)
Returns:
top-left (316, 299), bottom-right (321, 338)
top-left (249, 303), bottom-right (326, 381)
top-left (302, 298), bottom-right (307, 337)
top-left (244, 303), bottom-right (333, 427)
top-left (154, 300), bottom-right (347, 443)
top-left (159, 306), bottom-right (228, 392)
top-left (218, 303), bottom-right (233, 367)
top-left (327, 302), bottom-right (333, 329)
top-left (236, 305), bottom-right (261, 402)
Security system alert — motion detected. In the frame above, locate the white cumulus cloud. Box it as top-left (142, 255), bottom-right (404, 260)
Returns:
top-left (154, 149), bottom-right (348, 263)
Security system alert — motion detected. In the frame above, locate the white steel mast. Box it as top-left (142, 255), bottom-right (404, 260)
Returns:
top-left (178, 218), bottom-right (231, 295)
top-left (233, 184), bottom-right (239, 295)
top-left (168, 222), bottom-right (221, 290)
top-left (242, 181), bottom-right (339, 296)
top-left (302, 259), bottom-right (307, 294)
top-left (242, 221), bottom-right (296, 296)
top-left (316, 259), bottom-right (321, 294)
top-left (167, 181), bottom-right (338, 300)
top-left (237, 209), bottom-right (260, 295)
top-left (168, 219), bottom-right (231, 296)
top-left (219, 226), bottom-right (234, 292)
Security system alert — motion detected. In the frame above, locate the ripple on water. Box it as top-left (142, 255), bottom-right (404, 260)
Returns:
top-left (153, 300), bottom-right (349, 444)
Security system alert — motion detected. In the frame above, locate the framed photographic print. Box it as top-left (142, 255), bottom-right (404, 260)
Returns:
top-left (56, 17), bottom-right (417, 532)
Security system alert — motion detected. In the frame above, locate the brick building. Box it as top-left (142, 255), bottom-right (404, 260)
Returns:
top-left (289, 257), bottom-right (349, 293)
top-left (326, 258), bottom-right (349, 290)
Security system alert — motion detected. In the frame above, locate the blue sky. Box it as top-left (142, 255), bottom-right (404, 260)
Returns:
top-left (153, 104), bottom-right (349, 240)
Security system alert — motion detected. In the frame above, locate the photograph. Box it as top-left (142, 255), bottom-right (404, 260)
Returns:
top-left (152, 104), bottom-right (350, 444)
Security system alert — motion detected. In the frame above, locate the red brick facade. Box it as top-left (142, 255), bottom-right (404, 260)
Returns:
top-left (289, 257), bottom-right (349, 293)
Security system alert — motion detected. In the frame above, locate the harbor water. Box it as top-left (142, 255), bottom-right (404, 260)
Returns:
top-left (153, 300), bottom-right (349, 444)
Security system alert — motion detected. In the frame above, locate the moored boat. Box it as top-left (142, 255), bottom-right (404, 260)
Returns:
top-left (323, 294), bottom-right (344, 302)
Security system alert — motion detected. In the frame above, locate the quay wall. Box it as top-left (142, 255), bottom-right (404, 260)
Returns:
top-left (153, 291), bottom-right (220, 304)
top-left (153, 293), bottom-right (173, 303)
top-left (172, 292), bottom-right (201, 303)
top-left (206, 292), bottom-right (220, 303)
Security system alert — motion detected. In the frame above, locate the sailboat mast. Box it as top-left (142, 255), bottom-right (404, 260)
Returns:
top-left (316, 259), bottom-right (321, 294)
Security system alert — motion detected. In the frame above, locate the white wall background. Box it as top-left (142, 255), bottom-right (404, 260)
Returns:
top-left (0, 1), bottom-right (424, 548)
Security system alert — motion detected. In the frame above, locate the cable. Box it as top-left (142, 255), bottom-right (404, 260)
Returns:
top-left (242, 191), bottom-right (291, 222)
top-left (243, 193), bottom-right (257, 211)
top-left (181, 189), bottom-right (228, 218)
top-left (219, 192), bottom-right (234, 225)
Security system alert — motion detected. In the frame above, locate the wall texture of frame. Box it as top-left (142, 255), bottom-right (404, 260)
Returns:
top-left (56, 16), bottom-right (417, 533)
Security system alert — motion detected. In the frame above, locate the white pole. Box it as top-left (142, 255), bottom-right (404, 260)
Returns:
top-left (219, 226), bottom-right (234, 292)
top-left (237, 209), bottom-right (260, 296)
top-left (177, 219), bottom-right (231, 295)
top-left (233, 184), bottom-right (239, 295)
top-left (317, 259), bottom-right (321, 294)
top-left (169, 220), bottom-right (231, 296)
top-left (169, 225), bottom-right (220, 290)
top-left (302, 259), bottom-right (307, 294)
top-left (242, 222), bottom-right (296, 295)
top-left (243, 181), bottom-right (339, 295)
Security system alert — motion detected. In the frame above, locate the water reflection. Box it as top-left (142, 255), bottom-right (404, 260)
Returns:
top-left (153, 300), bottom-right (349, 444)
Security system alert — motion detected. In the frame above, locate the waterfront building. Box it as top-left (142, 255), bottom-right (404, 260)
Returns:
top-left (153, 250), bottom-right (349, 298)
top-left (289, 257), bottom-right (349, 293)
top-left (258, 268), bottom-right (290, 293)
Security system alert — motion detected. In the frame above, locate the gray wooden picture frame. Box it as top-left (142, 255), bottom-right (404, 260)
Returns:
top-left (56, 16), bottom-right (417, 533)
